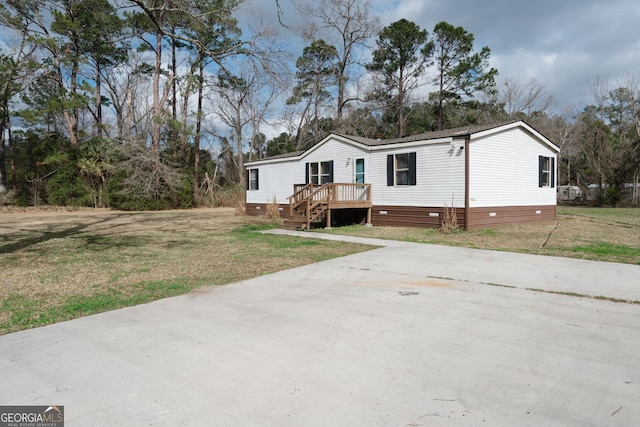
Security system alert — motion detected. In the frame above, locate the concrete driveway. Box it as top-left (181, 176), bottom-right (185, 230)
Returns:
top-left (1, 231), bottom-right (639, 426)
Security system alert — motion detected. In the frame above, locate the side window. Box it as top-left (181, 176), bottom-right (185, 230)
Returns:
top-left (538, 156), bottom-right (555, 188)
top-left (247, 168), bottom-right (259, 190)
top-left (387, 153), bottom-right (416, 186)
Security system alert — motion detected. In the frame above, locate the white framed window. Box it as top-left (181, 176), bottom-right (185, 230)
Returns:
top-left (307, 161), bottom-right (333, 185)
top-left (395, 153), bottom-right (410, 185)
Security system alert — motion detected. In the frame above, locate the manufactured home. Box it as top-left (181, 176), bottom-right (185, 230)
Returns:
top-left (245, 120), bottom-right (559, 230)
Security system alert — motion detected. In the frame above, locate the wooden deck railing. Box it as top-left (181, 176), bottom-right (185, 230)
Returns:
top-left (288, 183), bottom-right (372, 223)
top-left (327, 183), bottom-right (371, 205)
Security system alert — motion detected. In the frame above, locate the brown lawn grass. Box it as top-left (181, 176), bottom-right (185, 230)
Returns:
top-left (1, 206), bottom-right (638, 335)
top-left (0, 208), bottom-right (373, 335)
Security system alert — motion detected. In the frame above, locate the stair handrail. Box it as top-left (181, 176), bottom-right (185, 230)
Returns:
top-left (289, 183), bottom-right (314, 215)
top-left (306, 183), bottom-right (332, 225)
top-left (288, 183), bottom-right (371, 228)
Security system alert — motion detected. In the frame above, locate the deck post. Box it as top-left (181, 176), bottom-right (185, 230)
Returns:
top-left (326, 208), bottom-right (332, 229)
top-left (366, 207), bottom-right (372, 226)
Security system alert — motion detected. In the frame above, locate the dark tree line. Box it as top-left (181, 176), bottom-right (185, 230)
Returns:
top-left (0, 0), bottom-right (638, 209)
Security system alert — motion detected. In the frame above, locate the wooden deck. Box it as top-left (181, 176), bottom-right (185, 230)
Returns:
top-left (286, 183), bottom-right (372, 229)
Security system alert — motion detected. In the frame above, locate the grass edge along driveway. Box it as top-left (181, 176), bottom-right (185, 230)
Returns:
top-left (0, 215), bottom-right (375, 335)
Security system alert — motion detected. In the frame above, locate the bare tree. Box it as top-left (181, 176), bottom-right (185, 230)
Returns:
top-left (500, 78), bottom-right (554, 119)
top-left (295, 0), bottom-right (379, 121)
top-left (617, 74), bottom-right (640, 205)
top-left (211, 56), bottom-right (287, 180)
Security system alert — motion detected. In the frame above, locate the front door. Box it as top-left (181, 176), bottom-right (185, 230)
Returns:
top-left (354, 158), bottom-right (365, 183)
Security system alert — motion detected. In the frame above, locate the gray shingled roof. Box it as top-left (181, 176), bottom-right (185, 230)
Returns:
top-left (335, 120), bottom-right (522, 146)
top-left (255, 120), bottom-right (545, 162)
top-left (256, 150), bottom-right (304, 161)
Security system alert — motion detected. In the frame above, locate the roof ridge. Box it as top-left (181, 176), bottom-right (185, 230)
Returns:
top-left (337, 120), bottom-right (523, 146)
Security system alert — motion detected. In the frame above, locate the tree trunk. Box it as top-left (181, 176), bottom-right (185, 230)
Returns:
top-left (151, 31), bottom-right (164, 198)
top-left (397, 68), bottom-right (405, 137)
top-left (152, 31), bottom-right (163, 157)
top-left (9, 119), bottom-right (15, 190)
top-left (96, 65), bottom-right (103, 139)
top-left (193, 59), bottom-right (204, 199)
top-left (1, 85), bottom-right (8, 194)
top-left (633, 169), bottom-right (638, 206)
top-left (48, 33), bottom-right (79, 146)
top-left (235, 103), bottom-right (244, 187)
top-left (438, 70), bottom-right (445, 131)
top-left (337, 63), bottom-right (347, 121)
top-left (171, 35), bottom-right (178, 122)
top-left (0, 120), bottom-right (6, 195)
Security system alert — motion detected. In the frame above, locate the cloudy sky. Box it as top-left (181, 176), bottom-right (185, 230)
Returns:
top-left (249, 0), bottom-right (640, 113)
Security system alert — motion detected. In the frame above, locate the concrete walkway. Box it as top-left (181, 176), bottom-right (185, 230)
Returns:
top-left (1, 232), bottom-right (639, 426)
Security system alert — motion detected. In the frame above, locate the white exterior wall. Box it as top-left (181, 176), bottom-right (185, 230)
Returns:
top-left (245, 138), bottom-right (370, 205)
top-left (247, 137), bottom-right (466, 208)
top-left (247, 124), bottom-right (557, 209)
top-left (468, 128), bottom-right (557, 207)
top-left (303, 138), bottom-right (369, 184)
top-left (369, 142), bottom-right (466, 207)
top-left (245, 158), bottom-right (298, 204)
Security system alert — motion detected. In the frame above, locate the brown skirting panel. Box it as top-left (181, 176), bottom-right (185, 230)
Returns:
top-left (245, 202), bottom-right (292, 219)
top-left (466, 205), bottom-right (556, 230)
top-left (370, 205), bottom-right (466, 229)
top-left (248, 202), bottom-right (556, 230)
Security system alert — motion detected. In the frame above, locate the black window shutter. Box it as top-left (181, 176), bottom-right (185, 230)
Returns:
top-left (538, 156), bottom-right (544, 188)
top-left (328, 160), bottom-right (334, 183)
top-left (408, 152), bottom-right (417, 186)
top-left (255, 169), bottom-right (259, 190)
top-left (305, 163), bottom-right (309, 184)
top-left (551, 157), bottom-right (555, 188)
top-left (246, 169), bottom-right (250, 190)
top-left (387, 155), bottom-right (394, 186)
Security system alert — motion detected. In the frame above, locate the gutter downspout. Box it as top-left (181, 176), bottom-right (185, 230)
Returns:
top-left (464, 136), bottom-right (470, 231)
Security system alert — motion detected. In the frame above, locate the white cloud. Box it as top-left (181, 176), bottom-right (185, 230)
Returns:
top-left (242, 0), bottom-right (640, 124)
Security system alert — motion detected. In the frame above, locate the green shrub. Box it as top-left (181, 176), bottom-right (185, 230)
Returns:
top-left (47, 162), bottom-right (91, 206)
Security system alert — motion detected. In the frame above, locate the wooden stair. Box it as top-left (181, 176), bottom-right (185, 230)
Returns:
top-left (281, 182), bottom-right (372, 230)
top-left (282, 215), bottom-right (306, 230)
top-left (282, 204), bottom-right (328, 230)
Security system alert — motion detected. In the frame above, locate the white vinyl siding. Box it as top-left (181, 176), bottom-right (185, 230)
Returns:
top-left (246, 124), bottom-right (557, 210)
top-left (468, 128), bottom-right (556, 207)
top-left (245, 138), bottom-right (369, 205)
top-left (303, 138), bottom-right (369, 184)
top-left (370, 142), bottom-right (465, 208)
top-left (244, 159), bottom-right (299, 205)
